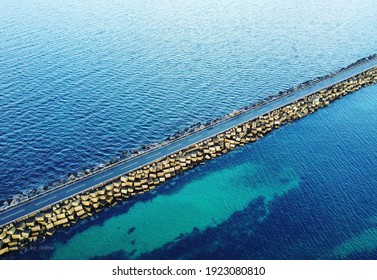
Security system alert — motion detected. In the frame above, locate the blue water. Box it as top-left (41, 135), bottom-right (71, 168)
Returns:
top-left (1, 0), bottom-right (377, 259)
top-left (1, 0), bottom-right (376, 198)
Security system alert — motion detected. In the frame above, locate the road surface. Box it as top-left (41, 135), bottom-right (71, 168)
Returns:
top-left (0, 59), bottom-right (376, 227)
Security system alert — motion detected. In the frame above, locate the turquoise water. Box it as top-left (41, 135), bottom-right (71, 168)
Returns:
top-left (1, 0), bottom-right (377, 259)
top-left (51, 162), bottom-right (299, 259)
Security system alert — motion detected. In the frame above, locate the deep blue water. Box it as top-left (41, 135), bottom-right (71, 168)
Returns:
top-left (1, 0), bottom-right (376, 198)
top-left (1, 0), bottom-right (377, 259)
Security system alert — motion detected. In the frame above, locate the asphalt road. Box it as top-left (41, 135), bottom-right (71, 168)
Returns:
top-left (1, 59), bottom-right (376, 227)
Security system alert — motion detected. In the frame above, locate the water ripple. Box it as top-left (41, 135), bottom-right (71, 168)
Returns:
top-left (0, 0), bottom-right (376, 199)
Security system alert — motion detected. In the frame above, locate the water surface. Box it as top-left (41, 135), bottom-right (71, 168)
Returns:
top-left (1, 0), bottom-right (377, 260)
top-left (1, 0), bottom-right (376, 197)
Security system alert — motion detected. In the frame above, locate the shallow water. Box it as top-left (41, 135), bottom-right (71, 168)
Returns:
top-left (52, 162), bottom-right (299, 259)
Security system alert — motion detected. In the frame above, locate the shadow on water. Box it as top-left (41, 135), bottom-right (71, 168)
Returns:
top-left (93, 197), bottom-right (268, 260)
top-left (137, 172), bottom-right (377, 260)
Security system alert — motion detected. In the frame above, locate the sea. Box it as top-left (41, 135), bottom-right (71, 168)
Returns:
top-left (0, 0), bottom-right (376, 259)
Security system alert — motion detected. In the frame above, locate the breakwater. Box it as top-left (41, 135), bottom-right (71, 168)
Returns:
top-left (1, 55), bottom-right (376, 211)
top-left (1, 66), bottom-right (377, 257)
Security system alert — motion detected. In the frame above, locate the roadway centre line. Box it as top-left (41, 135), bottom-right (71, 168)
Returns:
top-left (120, 161), bottom-right (139, 171)
top-left (167, 143), bottom-right (181, 151)
top-left (35, 195), bottom-right (57, 206)
top-left (0, 209), bottom-right (24, 220)
top-left (191, 134), bottom-right (202, 140)
top-left (146, 152), bottom-right (161, 160)
top-left (95, 172), bottom-right (113, 181)
top-left (65, 184), bottom-right (86, 194)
